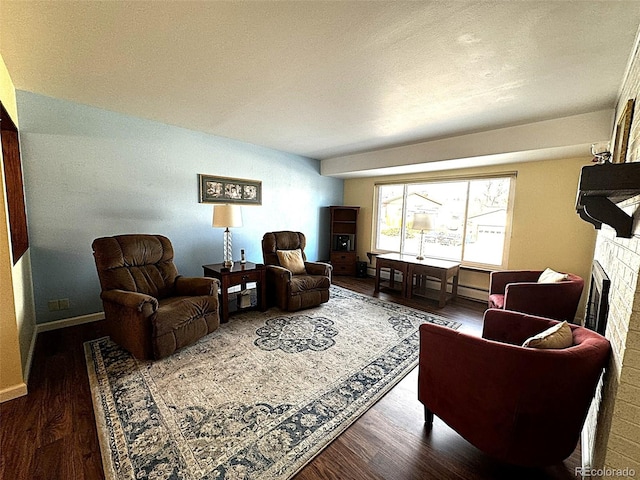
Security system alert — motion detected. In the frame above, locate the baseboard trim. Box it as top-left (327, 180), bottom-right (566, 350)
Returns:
top-left (36, 312), bottom-right (105, 334)
top-left (0, 382), bottom-right (28, 403)
top-left (457, 286), bottom-right (487, 303)
top-left (23, 328), bottom-right (38, 386)
top-left (11, 313), bottom-right (105, 403)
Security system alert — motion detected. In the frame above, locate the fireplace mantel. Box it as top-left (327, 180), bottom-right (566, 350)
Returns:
top-left (576, 161), bottom-right (640, 238)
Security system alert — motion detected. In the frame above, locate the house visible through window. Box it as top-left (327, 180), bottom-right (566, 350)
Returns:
top-left (374, 175), bottom-right (515, 268)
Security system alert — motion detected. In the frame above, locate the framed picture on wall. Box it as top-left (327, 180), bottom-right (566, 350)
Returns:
top-left (612, 98), bottom-right (635, 164)
top-left (198, 174), bottom-right (262, 205)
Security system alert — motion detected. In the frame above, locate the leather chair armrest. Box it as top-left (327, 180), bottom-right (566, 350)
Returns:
top-left (266, 264), bottom-right (293, 281)
top-left (305, 261), bottom-right (333, 277)
top-left (175, 276), bottom-right (220, 296)
top-left (101, 289), bottom-right (158, 316)
top-left (265, 265), bottom-right (292, 310)
top-left (489, 270), bottom-right (542, 294)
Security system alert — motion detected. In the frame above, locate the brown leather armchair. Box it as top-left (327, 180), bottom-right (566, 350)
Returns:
top-left (92, 234), bottom-right (220, 360)
top-left (419, 309), bottom-right (610, 467)
top-left (262, 231), bottom-right (332, 311)
top-left (488, 269), bottom-right (584, 322)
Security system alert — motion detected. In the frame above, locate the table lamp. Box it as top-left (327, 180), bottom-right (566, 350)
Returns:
top-left (212, 204), bottom-right (242, 267)
top-left (412, 213), bottom-right (432, 260)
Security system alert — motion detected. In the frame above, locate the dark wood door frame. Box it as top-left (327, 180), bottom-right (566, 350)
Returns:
top-left (1, 101), bottom-right (29, 264)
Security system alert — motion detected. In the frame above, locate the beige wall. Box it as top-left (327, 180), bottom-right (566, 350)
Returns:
top-left (1, 55), bottom-right (36, 402)
top-left (583, 37), bottom-right (640, 476)
top-left (0, 54), bottom-right (28, 401)
top-left (344, 156), bottom-right (597, 316)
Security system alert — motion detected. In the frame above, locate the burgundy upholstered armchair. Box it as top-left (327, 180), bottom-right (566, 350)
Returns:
top-left (92, 234), bottom-right (220, 360)
top-left (488, 269), bottom-right (584, 322)
top-left (418, 309), bottom-right (610, 467)
top-left (262, 231), bottom-right (332, 311)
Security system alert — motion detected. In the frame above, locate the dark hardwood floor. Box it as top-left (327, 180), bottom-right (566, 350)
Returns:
top-left (0, 276), bottom-right (580, 479)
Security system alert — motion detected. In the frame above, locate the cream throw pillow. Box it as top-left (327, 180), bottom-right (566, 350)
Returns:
top-left (277, 249), bottom-right (306, 274)
top-left (522, 321), bottom-right (573, 349)
top-left (538, 268), bottom-right (568, 283)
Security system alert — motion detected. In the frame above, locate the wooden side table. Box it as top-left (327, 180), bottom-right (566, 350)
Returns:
top-left (202, 262), bottom-right (267, 323)
top-left (374, 253), bottom-right (460, 308)
top-left (408, 261), bottom-right (460, 308)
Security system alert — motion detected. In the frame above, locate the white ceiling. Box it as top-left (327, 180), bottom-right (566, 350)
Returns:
top-left (2, 1), bottom-right (640, 163)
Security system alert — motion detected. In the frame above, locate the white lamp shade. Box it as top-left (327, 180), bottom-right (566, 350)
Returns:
top-left (412, 213), bottom-right (432, 231)
top-left (212, 204), bottom-right (243, 228)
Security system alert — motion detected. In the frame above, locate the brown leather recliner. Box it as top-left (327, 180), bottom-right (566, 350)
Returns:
top-left (92, 234), bottom-right (220, 360)
top-left (262, 231), bottom-right (332, 311)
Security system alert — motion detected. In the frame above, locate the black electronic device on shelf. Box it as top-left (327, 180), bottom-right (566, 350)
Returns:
top-left (336, 235), bottom-right (350, 251)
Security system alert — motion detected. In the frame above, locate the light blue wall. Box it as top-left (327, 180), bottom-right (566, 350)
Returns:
top-left (16, 91), bottom-right (344, 324)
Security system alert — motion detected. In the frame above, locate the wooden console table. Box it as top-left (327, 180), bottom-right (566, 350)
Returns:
top-left (203, 262), bottom-right (267, 322)
top-left (374, 253), bottom-right (460, 307)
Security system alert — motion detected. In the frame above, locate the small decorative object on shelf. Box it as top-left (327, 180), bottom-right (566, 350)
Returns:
top-left (238, 289), bottom-right (251, 308)
top-left (240, 249), bottom-right (246, 264)
top-left (591, 142), bottom-right (611, 163)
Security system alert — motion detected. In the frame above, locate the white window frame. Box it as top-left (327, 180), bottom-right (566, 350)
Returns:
top-left (372, 173), bottom-right (516, 270)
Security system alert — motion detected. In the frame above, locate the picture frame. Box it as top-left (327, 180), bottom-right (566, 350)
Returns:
top-left (612, 98), bottom-right (635, 164)
top-left (198, 174), bottom-right (262, 205)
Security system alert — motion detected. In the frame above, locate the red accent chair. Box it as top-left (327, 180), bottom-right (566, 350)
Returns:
top-left (418, 309), bottom-right (610, 467)
top-left (488, 270), bottom-right (584, 322)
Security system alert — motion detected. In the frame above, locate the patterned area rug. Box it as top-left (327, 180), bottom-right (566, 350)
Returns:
top-left (85, 285), bottom-right (460, 480)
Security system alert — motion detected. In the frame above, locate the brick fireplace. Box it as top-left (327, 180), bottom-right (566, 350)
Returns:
top-left (581, 36), bottom-right (640, 476)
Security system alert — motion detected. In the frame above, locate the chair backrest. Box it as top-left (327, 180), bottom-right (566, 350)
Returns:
top-left (492, 270), bottom-right (585, 321)
top-left (262, 231), bottom-right (308, 266)
top-left (92, 234), bottom-right (179, 299)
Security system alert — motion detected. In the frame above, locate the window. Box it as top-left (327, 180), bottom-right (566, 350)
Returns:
top-left (374, 175), bottom-right (514, 268)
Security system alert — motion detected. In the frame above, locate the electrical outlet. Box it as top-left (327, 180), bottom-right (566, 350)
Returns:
top-left (48, 300), bottom-right (60, 311)
top-left (58, 298), bottom-right (70, 310)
